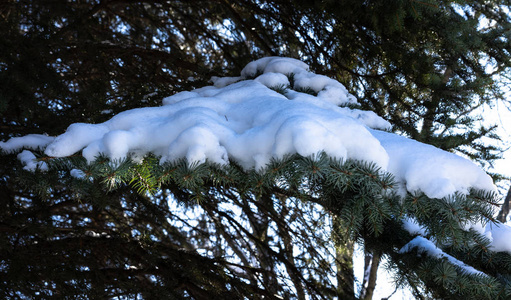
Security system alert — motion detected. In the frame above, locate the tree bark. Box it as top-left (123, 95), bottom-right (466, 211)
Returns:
top-left (360, 251), bottom-right (372, 298)
top-left (333, 217), bottom-right (356, 300)
top-left (497, 184), bottom-right (511, 223)
top-left (362, 252), bottom-right (381, 300)
top-left (335, 241), bottom-right (355, 299)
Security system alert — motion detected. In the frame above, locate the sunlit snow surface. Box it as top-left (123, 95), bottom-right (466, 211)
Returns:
top-left (2, 57), bottom-right (494, 198)
top-left (3, 57), bottom-right (510, 255)
top-left (399, 236), bottom-right (487, 276)
top-left (0, 134), bottom-right (54, 152)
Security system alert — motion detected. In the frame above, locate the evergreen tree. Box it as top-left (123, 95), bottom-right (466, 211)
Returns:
top-left (1, 56), bottom-right (509, 299)
top-left (1, 1), bottom-right (511, 299)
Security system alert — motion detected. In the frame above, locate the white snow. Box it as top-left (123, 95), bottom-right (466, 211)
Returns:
top-left (399, 236), bottom-right (487, 276)
top-left (30, 58), bottom-right (394, 171)
top-left (240, 57), bottom-right (308, 78)
top-left (70, 169), bottom-right (86, 179)
top-left (17, 150), bottom-right (48, 171)
top-left (0, 57), bottom-right (496, 201)
top-left (402, 217), bottom-right (428, 236)
top-left (0, 134), bottom-right (54, 153)
top-left (241, 57), bottom-right (357, 106)
top-left (404, 217), bottom-right (511, 255)
top-left (210, 76), bottom-right (242, 88)
top-left (254, 72), bottom-right (289, 88)
top-left (371, 130), bottom-right (496, 199)
top-left (484, 222), bottom-right (511, 253)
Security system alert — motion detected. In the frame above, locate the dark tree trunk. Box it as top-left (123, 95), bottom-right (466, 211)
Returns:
top-left (497, 185), bottom-right (511, 223)
top-left (333, 216), bottom-right (356, 300)
top-left (362, 252), bottom-right (381, 300)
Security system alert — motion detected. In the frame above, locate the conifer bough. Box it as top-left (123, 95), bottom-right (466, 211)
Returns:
top-left (2, 57), bottom-right (511, 298)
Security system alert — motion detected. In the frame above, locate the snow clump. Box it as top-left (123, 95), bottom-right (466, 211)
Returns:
top-left (40, 57), bottom-right (393, 173)
top-left (0, 57), bottom-right (496, 200)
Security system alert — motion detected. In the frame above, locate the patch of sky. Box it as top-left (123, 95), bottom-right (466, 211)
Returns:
top-left (325, 22), bottom-right (334, 33)
top-left (131, 229), bottom-right (142, 238)
top-left (114, 19), bottom-right (129, 34)
top-left (215, 19), bottom-right (236, 42)
top-left (114, 58), bottom-right (124, 67)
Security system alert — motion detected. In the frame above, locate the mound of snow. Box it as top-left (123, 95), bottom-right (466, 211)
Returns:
top-left (0, 57), bottom-right (495, 199)
top-left (372, 130), bottom-right (494, 198)
top-left (0, 134), bottom-right (54, 153)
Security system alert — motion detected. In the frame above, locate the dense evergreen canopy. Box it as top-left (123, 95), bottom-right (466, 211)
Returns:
top-left (1, 1), bottom-right (511, 299)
